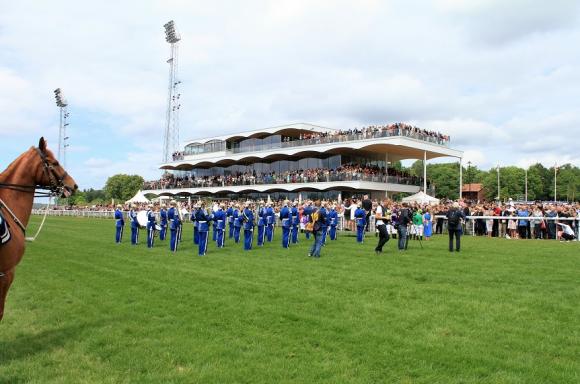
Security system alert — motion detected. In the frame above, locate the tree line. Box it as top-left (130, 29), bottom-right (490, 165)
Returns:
top-left (409, 161), bottom-right (579, 201)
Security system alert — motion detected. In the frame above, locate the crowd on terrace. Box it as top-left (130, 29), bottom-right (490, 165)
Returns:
top-left (299, 123), bottom-right (450, 145)
top-left (167, 122), bottom-right (451, 162)
top-left (142, 164), bottom-right (425, 190)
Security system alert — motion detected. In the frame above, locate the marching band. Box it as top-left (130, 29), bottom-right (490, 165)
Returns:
top-left (113, 198), bottom-right (378, 256)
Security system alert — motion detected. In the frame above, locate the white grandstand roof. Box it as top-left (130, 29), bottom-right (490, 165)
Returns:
top-left (182, 122), bottom-right (338, 145)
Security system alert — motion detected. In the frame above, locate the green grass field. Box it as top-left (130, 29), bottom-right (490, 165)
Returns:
top-left (1, 217), bottom-right (579, 383)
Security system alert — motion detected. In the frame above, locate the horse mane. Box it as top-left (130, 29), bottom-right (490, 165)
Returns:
top-left (0, 147), bottom-right (36, 178)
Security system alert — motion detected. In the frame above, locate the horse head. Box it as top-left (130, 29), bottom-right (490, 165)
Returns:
top-left (35, 137), bottom-right (78, 198)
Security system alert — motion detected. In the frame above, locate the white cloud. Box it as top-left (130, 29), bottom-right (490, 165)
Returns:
top-left (1, 0), bottom-right (579, 190)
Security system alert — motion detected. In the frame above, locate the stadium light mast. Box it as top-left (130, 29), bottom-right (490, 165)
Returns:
top-left (496, 164), bottom-right (500, 201)
top-left (54, 88), bottom-right (69, 166)
top-left (162, 20), bottom-right (182, 164)
top-left (554, 163), bottom-right (558, 202)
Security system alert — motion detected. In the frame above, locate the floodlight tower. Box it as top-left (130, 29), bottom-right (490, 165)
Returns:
top-left (54, 88), bottom-right (69, 166)
top-left (162, 20), bottom-right (182, 163)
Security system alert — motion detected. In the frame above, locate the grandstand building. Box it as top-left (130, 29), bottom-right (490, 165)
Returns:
top-left (142, 123), bottom-right (463, 201)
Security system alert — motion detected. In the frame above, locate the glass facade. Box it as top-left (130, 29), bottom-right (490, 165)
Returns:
top-left (189, 155), bottom-right (345, 178)
top-left (184, 140), bottom-right (226, 155)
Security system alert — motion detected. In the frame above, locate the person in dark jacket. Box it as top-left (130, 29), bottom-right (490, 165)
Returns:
top-left (446, 202), bottom-right (466, 252)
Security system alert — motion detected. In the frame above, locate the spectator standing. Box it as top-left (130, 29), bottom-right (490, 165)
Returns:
top-left (374, 199), bottom-right (390, 254)
top-left (446, 202), bottom-right (465, 252)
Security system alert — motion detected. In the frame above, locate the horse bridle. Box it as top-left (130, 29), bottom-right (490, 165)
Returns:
top-left (0, 147), bottom-right (71, 236)
top-left (0, 147), bottom-right (70, 196)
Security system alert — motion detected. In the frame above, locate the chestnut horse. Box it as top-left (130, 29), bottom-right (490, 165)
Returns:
top-left (0, 137), bottom-right (77, 320)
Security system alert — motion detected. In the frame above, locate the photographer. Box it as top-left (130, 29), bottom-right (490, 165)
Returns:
top-left (446, 202), bottom-right (466, 252)
top-left (374, 199), bottom-right (390, 254)
top-left (396, 202), bottom-right (412, 251)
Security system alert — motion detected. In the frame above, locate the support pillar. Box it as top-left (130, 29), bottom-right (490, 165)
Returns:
top-left (423, 151), bottom-right (427, 193)
top-left (459, 157), bottom-right (463, 200)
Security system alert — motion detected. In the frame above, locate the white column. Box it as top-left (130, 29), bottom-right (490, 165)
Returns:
top-left (459, 157), bottom-right (463, 200)
top-left (423, 151), bottom-right (427, 193)
top-left (385, 153), bottom-right (389, 197)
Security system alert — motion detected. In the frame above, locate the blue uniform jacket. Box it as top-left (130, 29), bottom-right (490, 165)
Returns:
top-left (242, 208), bottom-right (254, 230)
top-left (115, 209), bottom-right (125, 227)
top-left (280, 206), bottom-right (291, 228)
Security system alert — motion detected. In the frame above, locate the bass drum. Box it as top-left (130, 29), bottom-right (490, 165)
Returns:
top-left (136, 211), bottom-right (148, 228)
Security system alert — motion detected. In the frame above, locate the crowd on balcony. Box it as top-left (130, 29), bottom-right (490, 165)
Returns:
top-left (142, 164), bottom-right (425, 190)
top-left (172, 151), bottom-right (185, 161)
top-left (298, 123), bottom-right (450, 145)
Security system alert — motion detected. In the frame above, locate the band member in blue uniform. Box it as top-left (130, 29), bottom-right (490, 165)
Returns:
top-left (303, 201), bottom-right (313, 240)
top-left (242, 201), bottom-right (255, 250)
top-left (280, 200), bottom-right (291, 248)
top-left (190, 202), bottom-right (199, 245)
top-left (146, 204), bottom-right (157, 248)
top-left (196, 202), bottom-right (212, 256)
top-left (114, 204), bottom-right (125, 243)
top-left (319, 202), bottom-right (329, 245)
top-left (265, 203), bottom-right (275, 242)
top-left (233, 204), bottom-right (242, 243)
top-left (128, 204), bottom-right (139, 245)
top-left (168, 200), bottom-right (180, 252)
top-left (354, 203), bottom-right (366, 243)
top-left (213, 203), bottom-right (226, 248)
top-left (328, 204), bottom-right (339, 240)
top-left (159, 203), bottom-right (168, 241)
top-left (257, 202), bottom-right (266, 246)
top-left (226, 202), bottom-right (234, 239)
top-left (211, 202), bottom-right (218, 243)
top-left (291, 201), bottom-right (299, 244)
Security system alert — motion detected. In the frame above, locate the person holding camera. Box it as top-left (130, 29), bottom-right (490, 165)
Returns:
top-left (374, 199), bottom-right (390, 254)
top-left (396, 202), bottom-right (412, 251)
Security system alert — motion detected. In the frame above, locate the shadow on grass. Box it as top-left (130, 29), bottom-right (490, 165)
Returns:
top-left (0, 320), bottom-right (106, 365)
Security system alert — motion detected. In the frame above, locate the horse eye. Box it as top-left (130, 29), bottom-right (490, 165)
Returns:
top-left (54, 161), bottom-right (60, 167)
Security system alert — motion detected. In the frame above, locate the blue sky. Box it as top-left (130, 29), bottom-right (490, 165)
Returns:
top-left (1, 0), bottom-right (579, 191)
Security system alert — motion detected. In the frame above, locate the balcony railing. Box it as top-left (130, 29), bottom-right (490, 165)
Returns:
top-left (230, 129), bottom-right (449, 154)
top-left (144, 173), bottom-right (427, 191)
top-left (172, 128), bottom-right (450, 161)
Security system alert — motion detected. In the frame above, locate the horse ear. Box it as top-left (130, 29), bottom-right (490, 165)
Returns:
top-left (39, 137), bottom-right (47, 152)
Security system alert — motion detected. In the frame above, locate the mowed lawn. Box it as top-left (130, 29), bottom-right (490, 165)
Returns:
top-left (1, 217), bottom-right (579, 384)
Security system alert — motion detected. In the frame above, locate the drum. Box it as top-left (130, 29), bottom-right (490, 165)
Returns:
top-left (137, 211), bottom-right (148, 228)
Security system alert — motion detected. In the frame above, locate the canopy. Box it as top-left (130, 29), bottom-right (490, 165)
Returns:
top-left (401, 191), bottom-right (440, 205)
top-left (125, 190), bottom-right (150, 204)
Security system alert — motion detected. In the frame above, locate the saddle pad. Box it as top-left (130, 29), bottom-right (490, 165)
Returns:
top-left (0, 212), bottom-right (11, 245)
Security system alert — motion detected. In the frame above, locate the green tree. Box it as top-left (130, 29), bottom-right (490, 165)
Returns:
top-left (104, 174), bottom-right (144, 202)
top-left (425, 162), bottom-right (461, 199)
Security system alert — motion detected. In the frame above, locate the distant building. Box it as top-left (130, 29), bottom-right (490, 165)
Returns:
top-left (462, 183), bottom-right (485, 202)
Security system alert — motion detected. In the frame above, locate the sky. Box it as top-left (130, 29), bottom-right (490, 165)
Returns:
top-left (1, 0), bottom-right (579, 191)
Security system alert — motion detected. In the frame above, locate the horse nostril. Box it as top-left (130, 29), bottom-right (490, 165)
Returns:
top-left (74, 184), bottom-right (78, 190)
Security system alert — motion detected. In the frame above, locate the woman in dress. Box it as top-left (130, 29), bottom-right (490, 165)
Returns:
top-left (423, 208), bottom-right (432, 240)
